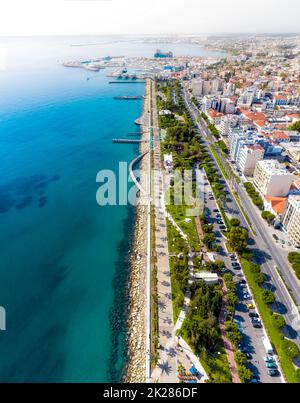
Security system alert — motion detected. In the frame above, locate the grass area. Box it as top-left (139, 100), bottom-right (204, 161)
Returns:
top-left (241, 258), bottom-right (300, 383)
top-left (166, 220), bottom-right (189, 322)
top-left (209, 145), bottom-right (229, 180)
top-left (288, 252), bottom-right (300, 280)
top-left (233, 191), bottom-right (255, 233)
top-left (167, 203), bottom-right (201, 252)
top-left (199, 344), bottom-right (233, 383)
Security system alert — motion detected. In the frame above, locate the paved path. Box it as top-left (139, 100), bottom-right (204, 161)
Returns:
top-left (151, 82), bottom-right (177, 382)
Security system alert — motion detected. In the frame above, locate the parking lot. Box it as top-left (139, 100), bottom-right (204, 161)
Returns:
top-left (203, 178), bottom-right (283, 383)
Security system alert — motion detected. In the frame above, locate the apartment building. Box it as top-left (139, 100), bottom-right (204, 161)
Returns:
top-left (253, 160), bottom-right (294, 197)
top-left (219, 115), bottom-right (239, 139)
top-left (282, 196), bottom-right (300, 247)
top-left (236, 144), bottom-right (265, 176)
top-left (191, 79), bottom-right (204, 96)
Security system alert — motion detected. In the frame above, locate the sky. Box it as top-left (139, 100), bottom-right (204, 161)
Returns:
top-left (0, 0), bottom-right (299, 36)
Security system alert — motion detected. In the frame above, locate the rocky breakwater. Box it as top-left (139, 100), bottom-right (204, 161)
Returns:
top-left (123, 79), bottom-right (151, 383)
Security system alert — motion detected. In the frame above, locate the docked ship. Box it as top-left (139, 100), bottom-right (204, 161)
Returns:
top-left (154, 49), bottom-right (174, 58)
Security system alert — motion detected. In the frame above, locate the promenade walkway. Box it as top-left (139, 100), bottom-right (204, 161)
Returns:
top-left (150, 82), bottom-right (207, 382)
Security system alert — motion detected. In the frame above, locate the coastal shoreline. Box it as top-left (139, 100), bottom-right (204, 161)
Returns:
top-left (123, 80), bottom-right (151, 383)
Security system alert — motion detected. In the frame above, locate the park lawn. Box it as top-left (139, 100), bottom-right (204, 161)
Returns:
top-left (241, 258), bottom-right (299, 383)
top-left (166, 220), bottom-right (189, 322)
top-left (200, 343), bottom-right (233, 383)
top-left (167, 203), bottom-right (201, 252)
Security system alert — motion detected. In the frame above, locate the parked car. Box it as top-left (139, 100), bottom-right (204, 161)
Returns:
top-left (247, 303), bottom-right (255, 310)
top-left (268, 369), bottom-right (280, 377)
top-left (266, 362), bottom-right (278, 369)
top-left (220, 225), bottom-right (226, 231)
top-left (264, 356), bottom-right (275, 363)
top-left (251, 317), bottom-right (261, 323)
top-left (253, 322), bottom-right (262, 329)
top-left (245, 353), bottom-right (253, 360)
top-left (239, 279), bottom-right (246, 285)
top-left (243, 293), bottom-right (251, 300)
top-left (249, 312), bottom-right (259, 318)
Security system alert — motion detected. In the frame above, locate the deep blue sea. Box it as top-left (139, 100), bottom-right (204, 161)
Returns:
top-left (0, 36), bottom-right (225, 382)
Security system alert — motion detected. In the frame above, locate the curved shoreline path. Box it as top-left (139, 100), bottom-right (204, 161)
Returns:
top-left (126, 78), bottom-right (152, 383)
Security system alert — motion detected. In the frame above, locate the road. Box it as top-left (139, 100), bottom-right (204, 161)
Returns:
top-left (183, 86), bottom-right (300, 354)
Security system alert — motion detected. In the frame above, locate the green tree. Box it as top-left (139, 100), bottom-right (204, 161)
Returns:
top-left (203, 233), bottom-right (216, 248)
top-left (227, 291), bottom-right (238, 307)
top-left (272, 314), bottom-right (286, 330)
top-left (230, 218), bottom-right (240, 227)
top-left (288, 120), bottom-right (300, 133)
top-left (281, 339), bottom-right (299, 359)
top-left (238, 365), bottom-right (253, 383)
top-left (234, 351), bottom-right (247, 366)
top-left (228, 227), bottom-right (249, 253)
top-left (250, 263), bottom-right (261, 274)
top-left (253, 273), bottom-right (265, 286)
top-left (262, 290), bottom-right (276, 305)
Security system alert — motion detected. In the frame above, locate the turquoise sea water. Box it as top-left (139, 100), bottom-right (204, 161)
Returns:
top-left (0, 37), bottom-right (225, 382)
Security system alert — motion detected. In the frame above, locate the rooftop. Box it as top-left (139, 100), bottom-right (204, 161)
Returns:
top-left (265, 196), bottom-right (288, 215)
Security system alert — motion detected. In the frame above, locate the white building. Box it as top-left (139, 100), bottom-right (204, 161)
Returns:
top-left (253, 160), bottom-right (294, 197)
top-left (211, 78), bottom-right (224, 94)
top-left (236, 144), bottom-right (265, 176)
top-left (282, 196), bottom-right (300, 247)
top-left (202, 80), bottom-right (211, 96)
top-left (191, 79), bottom-right (203, 96)
top-left (194, 272), bottom-right (219, 285)
top-left (219, 115), bottom-right (238, 139)
top-left (238, 87), bottom-right (256, 108)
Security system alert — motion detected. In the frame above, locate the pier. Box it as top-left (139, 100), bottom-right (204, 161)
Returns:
top-left (113, 96), bottom-right (144, 100)
top-left (112, 138), bottom-right (147, 144)
top-left (109, 81), bottom-right (146, 84)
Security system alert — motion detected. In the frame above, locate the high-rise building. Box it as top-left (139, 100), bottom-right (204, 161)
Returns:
top-left (282, 196), bottom-right (300, 247)
top-left (191, 79), bottom-right (203, 96)
top-left (253, 160), bottom-right (294, 197)
top-left (202, 80), bottom-right (211, 96)
top-left (236, 144), bottom-right (265, 176)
